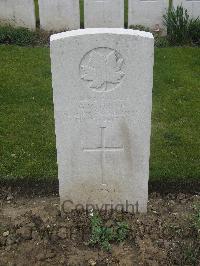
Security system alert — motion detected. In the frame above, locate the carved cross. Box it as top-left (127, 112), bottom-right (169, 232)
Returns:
top-left (83, 127), bottom-right (124, 184)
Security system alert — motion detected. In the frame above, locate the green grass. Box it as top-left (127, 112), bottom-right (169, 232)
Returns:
top-left (151, 47), bottom-right (200, 181)
top-left (124, 0), bottom-right (128, 28)
top-left (34, 0), bottom-right (39, 26)
top-left (0, 45), bottom-right (57, 181)
top-left (80, 0), bottom-right (84, 28)
top-left (0, 45), bottom-right (199, 182)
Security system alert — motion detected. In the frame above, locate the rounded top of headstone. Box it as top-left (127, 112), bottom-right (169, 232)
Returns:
top-left (50, 28), bottom-right (154, 42)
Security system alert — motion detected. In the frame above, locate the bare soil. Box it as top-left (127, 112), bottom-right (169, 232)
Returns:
top-left (0, 188), bottom-right (199, 266)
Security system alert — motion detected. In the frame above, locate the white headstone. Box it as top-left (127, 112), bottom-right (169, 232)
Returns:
top-left (50, 29), bottom-right (154, 213)
top-left (128, 0), bottom-right (168, 30)
top-left (173, 0), bottom-right (200, 19)
top-left (0, 0), bottom-right (36, 30)
top-left (38, 0), bottom-right (80, 31)
top-left (84, 0), bottom-right (124, 28)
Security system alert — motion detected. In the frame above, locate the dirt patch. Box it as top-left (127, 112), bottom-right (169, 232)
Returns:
top-left (0, 190), bottom-right (199, 266)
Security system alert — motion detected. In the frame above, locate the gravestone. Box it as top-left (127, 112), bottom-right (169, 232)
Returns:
top-left (128, 0), bottom-right (168, 30)
top-left (173, 0), bottom-right (200, 19)
top-left (50, 29), bottom-right (154, 213)
top-left (0, 0), bottom-right (36, 30)
top-left (38, 0), bottom-right (80, 31)
top-left (84, 0), bottom-right (124, 28)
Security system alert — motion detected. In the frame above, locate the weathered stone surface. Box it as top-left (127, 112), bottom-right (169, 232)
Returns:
top-left (0, 0), bottom-right (36, 30)
top-left (84, 0), bottom-right (124, 28)
top-left (173, 0), bottom-right (200, 19)
top-left (50, 29), bottom-right (154, 213)
top-left (38, 0), bottom-right (80, 31)
top-left (128, 0), bottom-right (168, 30)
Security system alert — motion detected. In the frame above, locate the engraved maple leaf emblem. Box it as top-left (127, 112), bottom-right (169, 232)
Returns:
top-left (80, 50), bottom-right (125, 91)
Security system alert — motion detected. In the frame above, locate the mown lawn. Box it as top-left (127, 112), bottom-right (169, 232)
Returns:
top-left (0, 45), bottom-right (56, 181)
top-left (0, 45), bottom-right (199, 182)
